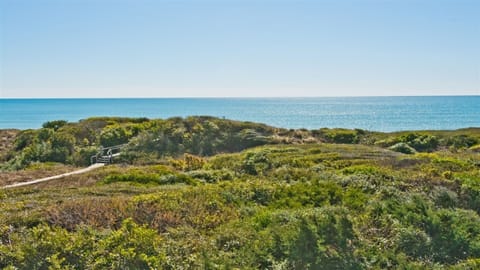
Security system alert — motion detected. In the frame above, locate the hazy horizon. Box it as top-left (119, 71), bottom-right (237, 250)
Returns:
top-left (1, 0), bottom-right (479, 98)
top-left (1, 94), bottom-right (480, 99)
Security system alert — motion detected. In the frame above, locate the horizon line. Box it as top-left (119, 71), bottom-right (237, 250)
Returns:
top-left (1, 94), bottom-right (479, 99)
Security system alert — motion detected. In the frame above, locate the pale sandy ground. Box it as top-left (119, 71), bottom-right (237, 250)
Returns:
top-left (1, 163), bottom-right (105, 189)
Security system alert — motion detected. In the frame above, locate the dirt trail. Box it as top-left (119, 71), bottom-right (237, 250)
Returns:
top-left (1, 163), bottom-right (105, 189)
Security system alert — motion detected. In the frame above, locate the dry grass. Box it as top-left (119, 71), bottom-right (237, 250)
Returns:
top-left (0, 163), bottom-right (76, 186)
top-left (45, 196), bottom-right (130, 230)
top-left (0, 129), bottom-right (19, 159)
top-left (1, 164), bottom-right (165, 189)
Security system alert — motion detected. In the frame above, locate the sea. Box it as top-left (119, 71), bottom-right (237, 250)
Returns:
top-left (0, 96), bottom-right (479, 132)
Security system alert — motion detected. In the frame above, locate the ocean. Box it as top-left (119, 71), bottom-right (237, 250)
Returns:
top-left (0, 96), bottom-right (479, 132)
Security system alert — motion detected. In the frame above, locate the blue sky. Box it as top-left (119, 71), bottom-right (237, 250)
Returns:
top-left (1, 0), bottom-right (479, 97)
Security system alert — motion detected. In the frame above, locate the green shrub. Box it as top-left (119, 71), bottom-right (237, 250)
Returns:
top-left (389, 142), bottom-right (416, 154)
top-left (446, 135), bottom-right (478, 149)
top-left (400, 133), bottom-right (439, 152)
top-left (49, 132), bottom-right (76, 163)
top-left (102, 171), bottom-right (196, 186)
top-left (70, 146), bottom-right (99, 166)
top-left (187, 169), bottom-right (233, 183)
top-left (458, 175), bottom-right (480, 212)
top-left (431, 186), bottom-right (458, 209)
top-left (432, 156), bottom-right (471, 172)
top-left (99, 125), bottom-right (131, 147)
top-left (93, 218), bottom-right (165, 269)
top-left (13, 130), bottom-right (37, 151)
top-left (260, 207), bottom-right (360, 269)
top-left (131, 187), bottom-right (238, 231)
top-left (241, 151), bottom-right (272, 175)
top-left (322, 129), bottom-right (359, 144)
top-left (428, 209), bottom-right (480, 264)
top-left (37, 128), bottom-right (54, 141)
top-left (237, 128), bottom-right (271, 148)
top-left (42, 120), bottom-right (68, 131)
top-left (396, 227), bottom-right (431, 259)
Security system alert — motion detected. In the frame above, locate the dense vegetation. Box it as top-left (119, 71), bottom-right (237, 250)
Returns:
top-left (2, 116), bottom-right (479, 170)
top-left (1, 117), bottom-right (480, 269)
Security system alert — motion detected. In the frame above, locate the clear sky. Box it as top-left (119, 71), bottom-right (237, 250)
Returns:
top-left (0, 0), bottom-right (479, 97)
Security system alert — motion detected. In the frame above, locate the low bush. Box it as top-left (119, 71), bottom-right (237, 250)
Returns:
top-left (389, 142), bottom-right (416, 154)
top-left (187, 169), bottom-right (234, 183)
top-left (0, 219), bottom-right (165, 269)
top-left (102, 171), bottom-right (197, 186)
top-left (321, 129), bottom-right (359, 144)
top-left (45, 197), bottom-right (129, 230)
top-left (400, 133), bottom-right (439, 152)
top-left (42, 120), bottom-right (68, 131)
top-left (446, 135), bottom-right (478, 149)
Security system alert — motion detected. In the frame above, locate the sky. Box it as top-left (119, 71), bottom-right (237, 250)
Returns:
top-left (0, 0), bottom-right (479, 97)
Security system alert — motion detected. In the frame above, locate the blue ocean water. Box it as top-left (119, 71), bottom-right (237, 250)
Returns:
top-left (0, 96), bottom-right (479, 132)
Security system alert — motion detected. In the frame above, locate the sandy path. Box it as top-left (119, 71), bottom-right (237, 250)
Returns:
top-left (1, 163), bottom-right (105, 189)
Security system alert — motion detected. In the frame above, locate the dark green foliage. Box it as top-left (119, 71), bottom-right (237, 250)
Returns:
top-left (13, 130), bottom-right (37, 151)
top-left (457, 174), bottom-right (480, 213)
top-left (429, 209), bottom-right (480, 264)
top-left (71, 146), bottom-right (99, 166)
top-left (99, 124), bottom-right (131, 146)
top-left (49, 132), bottom-right (76, 163)
top-left (321, 128), bottom-right (360, 144)
top-left (102, 168), bottom-right (197, 186)
top-left (6, 128), bottom-right (76, 168)
top-left (397, 227), bottom-right (431, 259)
top-left (400, 133), bottom-right (439, 152)
top-left (364, 192), bottom-right (480, 265)
top-left (288, 208), bottom-right (360, 269)
top-left (446, 135), bottom-right (478, 149)
top-left (42, 120), bottom-right (68, 131)
top-left (124, 117), bottom-right (279, 159)
top-left (241, 151), bottom-right (272, 175)
top-left (4, 117), bottom-right (480, 170)
top-left (210, 207), bottom-right (361, 269)
top-left (431, 186), bottom-right (458, 209)
top-left (37, 128), bottom-right (54, 141)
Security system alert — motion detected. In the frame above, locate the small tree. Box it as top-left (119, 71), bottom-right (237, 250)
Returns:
top-left (42, 120), bottom-right (68, 131)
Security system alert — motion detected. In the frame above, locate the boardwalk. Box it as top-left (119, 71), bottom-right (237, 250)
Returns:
top-left (90, 144), bottom-right (126, 164)
top-left (2, 144), bottom-right (127, 189)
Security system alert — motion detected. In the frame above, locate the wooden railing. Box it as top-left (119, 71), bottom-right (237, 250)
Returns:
top-left (90, 144), bottom-right (127, 164)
